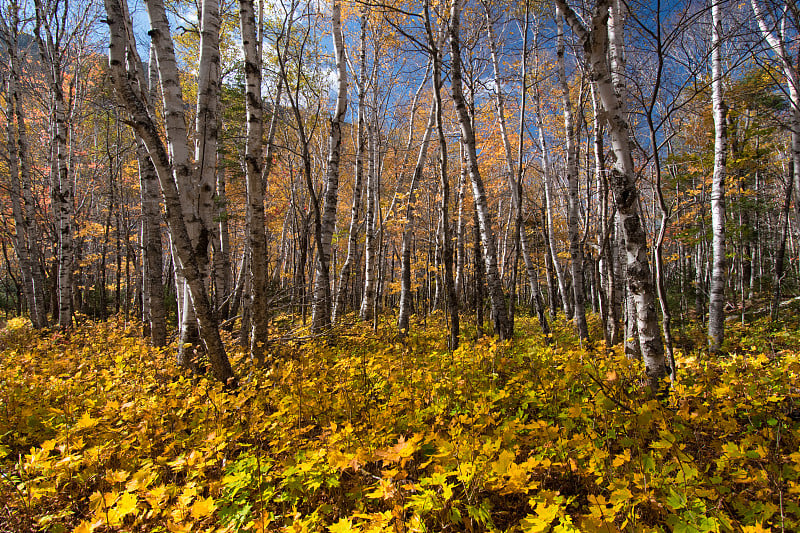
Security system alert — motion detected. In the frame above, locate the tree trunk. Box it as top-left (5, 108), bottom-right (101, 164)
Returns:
top-left (751, 0), bottom-right (800, 240)
top-left (557, 10), bottom-right (589, 339)
top-left (558, 0), bottom-right (666, 390)
top-left (485, 0), bottom-right (549, 336)
top-left (708, 0), bottom-right (727, 353)
top-left (449, 0), bottom-right (511, 339)
top-left (34, 0), bottom-right (74, 329)
top-left (533, 80), bottom-right (570, 319)
top-left (105, 0), bottom-right (236, 386)
top-left (360, 93), bottom-right (379, 321)
top-left (398, 102), bottom-right (436, 336)
top-left (4, 12), bottom-right (48, 328)
top-left (137, 137), bottom-right (167, 346)
top-left (239, 0), bottom-right (270, 360)
top-left (334, 12), bottom-right (367, 323)
top-left (312, 0), bottom-right (347, 331)
top-left (771, 173), bottom-right (793, 322)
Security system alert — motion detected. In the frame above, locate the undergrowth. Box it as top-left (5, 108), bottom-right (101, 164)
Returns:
top-left (0, 313), bottom-right (799, 532)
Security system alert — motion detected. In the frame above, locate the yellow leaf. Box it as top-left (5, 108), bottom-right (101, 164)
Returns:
top-left (612, 449), bottom-right (631, 468)
top-left (106, 470), bottom-right (129, 484)
top-left (492, 449), bottom-right (516, 476)
top-left (328, 518), bottom-right (358, 533)
top-left (741, 525), bottom-right (771, 533)
top-left (114, 492), bottom-right (138, 517)
top-left (75, 412), bottom-right (98, 431)
top-left (191, 495), bottom-right (217, 519)
top-left (71, 521), bottom-right (92, 533)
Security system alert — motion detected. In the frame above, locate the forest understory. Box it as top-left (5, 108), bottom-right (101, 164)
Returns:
top-left (1, 309), bottom-right (799, 533)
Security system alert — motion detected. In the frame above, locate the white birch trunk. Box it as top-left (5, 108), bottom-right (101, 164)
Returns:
top-left (533, 82), bottom-right (570, 318)
top-left (239, 0), bottom-right (269, 359)
top-left (333, 11), bottom-right (367, 323)
top-left (105, 0), bottom-right (235, 385)
top-left (34, 0), bottom-right (73, 328)
top-left (312, 0), bottom-right (347, 331)
top-left (751, 0), bottom-right (800, 277)
top-left (449, 0), bottom-right (511, 339)
top-left (558, 0), bottom-right (666, 389)
top-left (556, 10), bottom-right (589, 339)
top-left (360, 86), bottom-right (379, 321)
top-left (398, 103), bottom-right (436, 335)
top-left (484, 3), bottom-right (548, 334)
top-left (708, 0), bottom-right (727, 352)
top-left (4, 9), bottom-right (48, 328)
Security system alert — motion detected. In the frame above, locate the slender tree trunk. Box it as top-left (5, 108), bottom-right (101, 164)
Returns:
top-left (360, 95), bottom-right (379, 321)
top-left (751, 0), bottom-right (800, 234)
top-left (215, 168), bottom-right (232, 319)
top-left (137, 137), bottom-right (167, 346)
top-left (485, 0), bottom-right (548, 336)
top-left (5, 79), bottom-right (39, 328)
top-left (34, 0), bottom-right (73, 329)
top-left (312, 0), bottom-right (347, 331)
top-left (449, 0), bottom-right (511, 339)
top-left (557, 10), bottom-right (588, 339)
top-left (398, 103), bottom-right (436, 336)
top-left (334, 13), bottom-right (367, 323)
top-left (558, 0), bottom-right (666, 390)
top-left (771, 172), bottom-right (793, 322)
top-left (533, 81), bottom-right (570, 319)
top-left (4, 16), bottom-right (48, 328)
top-left (592, 83), bottom-right (620, 345)
top-left (239, 0), bottom-right (270, 360)
top-left (424, 1), bottom-right (458, 348)
top-left (708, 0), bottom-right (727, 353)
top-left (643, 1), bottom-right (675, 377)
top-left (144, 0), bottom-right (211, 366)
top-left (455, 147), bottom-right (467, 304)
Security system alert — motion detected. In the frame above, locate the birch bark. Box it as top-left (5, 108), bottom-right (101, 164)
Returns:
top-left (239, 0), bottom-right (269, 359)
top-left (313, 0), bottom-right (348, 331)
top-left (557, 0), bottom-right (667, 389)
top-left (3, 7), bottom-right (49, 328)
top-left (751, 0), bottom-right (800, 295)
top-left (334, 11), bottom-right (367, 323)
top-left (426, 0), bottom-right (458, 348)
top-left (33, 0), bottom-right (74, 329)
top-left (449, 0), bottom-right (511, 339)
top-left (556, 10), bottom-right (589, 339)
top-left (484, 1), bottom-right (549, 336)
top-left (708, 0), bottom-right (727, 353)
top-left (105, 0), bottom-right (235, 385)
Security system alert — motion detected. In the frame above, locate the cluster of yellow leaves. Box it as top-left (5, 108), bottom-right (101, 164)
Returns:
top-left (0, 313), bottom-right (798, 532)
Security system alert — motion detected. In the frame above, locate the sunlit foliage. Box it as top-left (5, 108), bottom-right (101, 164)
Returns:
top-left (1, 314), bottom-right (799, 531)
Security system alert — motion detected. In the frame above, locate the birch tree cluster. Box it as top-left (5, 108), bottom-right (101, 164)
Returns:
top-left (2, 0), bottom-right (799, 385)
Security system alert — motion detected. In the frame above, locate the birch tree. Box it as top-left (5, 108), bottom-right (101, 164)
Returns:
top-left (449, 0), bottom-right (511, 339)
top-left (750, 0), bottom-right (800, 262)
top-left (333, 10), bottom-right (367, 323)
top-left (708, 0), bottom-right (728, 353)
top-left (104, 0), bottom-right (236, 385)
top-left (137, 47), bottom-right (166, 347)
top-left (239, 0), bottom-right (270, 359)
top-left (557, 0), bottom-right (667, 389)
top-left (312, 0), bottom-right (348, 331)
top-left (483, 0), bottom-right (549, 336)
top-left (1, 2), bottom-right (49, 329)
top-left (556, 8), bottom-right (589, 339)
top-left (32, 0), bottom-right (88, 328)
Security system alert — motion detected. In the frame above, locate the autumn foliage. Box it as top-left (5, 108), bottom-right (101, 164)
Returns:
top-left (1, 313), bottom-right (799, 532)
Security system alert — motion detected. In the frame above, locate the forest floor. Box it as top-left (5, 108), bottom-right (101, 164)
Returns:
top-left (0, 310), bottom-right (799, 532)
